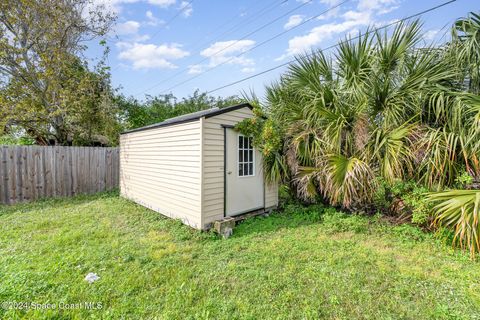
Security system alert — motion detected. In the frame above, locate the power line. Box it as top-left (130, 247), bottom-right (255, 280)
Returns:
top-left (188, 0), bottom-right (286, 55)
top-left (134, 0), bottom-right (316, 96)
top-left (154, 0), bottom-right (350, 95)
top-left (112, 1), bottom-right (285, 73)
top-left (149, 0), bottom-right (194, 40)
top-left (206, 0), bottom-right (457, 94)
top-left (160, 0), bottom-right (286, 77)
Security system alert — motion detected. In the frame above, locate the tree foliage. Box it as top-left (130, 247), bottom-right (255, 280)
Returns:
top-left (117, 90), bottom-right (242, 130)
top-left (0, 0), bottom-right (117, 145)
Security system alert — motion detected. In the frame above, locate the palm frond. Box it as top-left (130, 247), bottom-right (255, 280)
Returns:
top-left (318, 154), bottom-right (377, 209)
top-left (428, 189), bottom-right (480, 258)
top-left (368, 123), bottom-right (416, 183)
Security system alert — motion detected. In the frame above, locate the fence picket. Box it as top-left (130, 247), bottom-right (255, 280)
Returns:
top-left (0, 146), bottom-right (119, 204)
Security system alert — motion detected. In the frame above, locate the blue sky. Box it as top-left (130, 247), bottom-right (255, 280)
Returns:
top-left (87, 0), bottom-right (477, 100)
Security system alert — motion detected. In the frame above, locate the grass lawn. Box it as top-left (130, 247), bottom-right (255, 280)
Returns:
top-left (0, 192), bottom-right (479, 319)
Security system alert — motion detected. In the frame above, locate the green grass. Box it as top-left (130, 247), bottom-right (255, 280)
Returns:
top-left (0, 193), bottom-right (479, 319)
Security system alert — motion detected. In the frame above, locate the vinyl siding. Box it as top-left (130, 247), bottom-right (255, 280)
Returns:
top-left (265, 183), bottom-right (279, 208)
top-left (120, 121), bottom-right (202, 229)
top-left (201, 107), bottom-right (279, 227)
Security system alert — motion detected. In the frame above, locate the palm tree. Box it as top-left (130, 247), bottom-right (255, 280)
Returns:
top-left (240, 16), bottom-right (480, 255)
top-left (452, 12), bottom-right (480, 94)
top-left (260, 20), bottom-right (478, 206)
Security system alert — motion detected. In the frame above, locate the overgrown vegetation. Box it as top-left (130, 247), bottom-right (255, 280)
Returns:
top-left (236, 14), bottom-right (480, 257)
top-left (0, 193), bottom-right (479, 319)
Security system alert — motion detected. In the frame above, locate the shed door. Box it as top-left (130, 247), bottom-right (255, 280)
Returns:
top-left (225, 128), bottom-right (264, 216)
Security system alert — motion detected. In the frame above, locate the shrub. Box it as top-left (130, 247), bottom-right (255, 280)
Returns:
top-left (375, 180), bottom-right (433, 226)
top-left (455, 170), bottom-right (474, 188)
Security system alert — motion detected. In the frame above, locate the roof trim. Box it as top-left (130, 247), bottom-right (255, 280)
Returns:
top-left (120, 103), bottom-right (253, 135)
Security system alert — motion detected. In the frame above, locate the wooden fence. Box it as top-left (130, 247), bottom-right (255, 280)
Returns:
top-left (0, 146), bottom-right (119, 205)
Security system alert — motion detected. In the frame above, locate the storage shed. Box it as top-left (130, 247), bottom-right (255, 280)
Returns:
top-left (120, 103), bottom-right (278, 230)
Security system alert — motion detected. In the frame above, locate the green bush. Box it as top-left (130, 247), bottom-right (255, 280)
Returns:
top-left (375, 180), bottom-right (433, 226)
top-left (0, 134), bottom-right (35, 145)
top-left (455, 170), bottom-right (474, 188)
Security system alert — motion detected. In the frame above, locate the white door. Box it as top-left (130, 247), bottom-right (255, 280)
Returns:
top-left (225, 128), bottom-right (264, 216)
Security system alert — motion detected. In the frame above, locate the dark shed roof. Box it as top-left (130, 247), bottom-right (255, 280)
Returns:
top-left (121, 103), bottom-right (253, 135)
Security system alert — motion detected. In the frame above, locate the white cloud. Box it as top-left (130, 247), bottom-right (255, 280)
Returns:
top-left (357, 0), bottom-right (398, 12)
top-left (146, 10), bottom-right (155, 19)
top-left (146, 10), bottom-right (164, 26)
top-left (180, 1), bottom-right (193, 17)
top-left (188, 64), bottom-right (203, 74)
top-left (201, 40), bottom-right (256, 67)
top-left (148, 0), bottom-right (176, 7)
top-left (241, 67), bottom-right (255, 73)
top-left (118, 43), bottom-right (189, 69)
top-left (277, 0), bottom-right (400, 60)
top-left (112, 20), bottom-right (151, 42)
top-left (187, 40), bottom-right (256, 73)
top-left (423, 29), bottom-right (439, 42)
top-left (346, 28), bottom-right (360, 39)
top-left (284, 15), bottom-right (304, 30)
top-left (317, 7), bottom-right (340, 20)
top-left (133, 34), bottom-right (151, 42)
top-left (116, 20), bottom-right (140, 35)
top-left (88, 0), bottom-right (141, 14)
top-left (279, 10), bottom-right (371, 59)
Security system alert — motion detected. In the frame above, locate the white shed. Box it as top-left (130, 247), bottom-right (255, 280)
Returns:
top-left (119, 103), bottom-right (279, 230)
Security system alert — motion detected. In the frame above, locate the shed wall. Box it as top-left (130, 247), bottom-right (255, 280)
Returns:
top-left (120, 121), bottom-right (202, 228)
top-left (201, 107), bottom-right (278, 227)
top-left (265, 183), bottom-right (279, 208)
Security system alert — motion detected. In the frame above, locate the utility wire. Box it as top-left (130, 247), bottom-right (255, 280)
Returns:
top-left (154, 0), bottom-right (350, 95)
top-left (188, 0), bottom-right (286, 55)
top-left (114, 1), bottom-right (284, 73)
top-left (149, 0), bottom-right (194, 40)
top-left (134, 0), bottom-right (316, 96)
top-left (206, 0), bottom-right (457, 94)
top-left (164, 0), bottom-right (286, 77)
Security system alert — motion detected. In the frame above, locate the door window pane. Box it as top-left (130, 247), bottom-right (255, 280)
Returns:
top-left (238, 134), bottom-right (255, 177)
